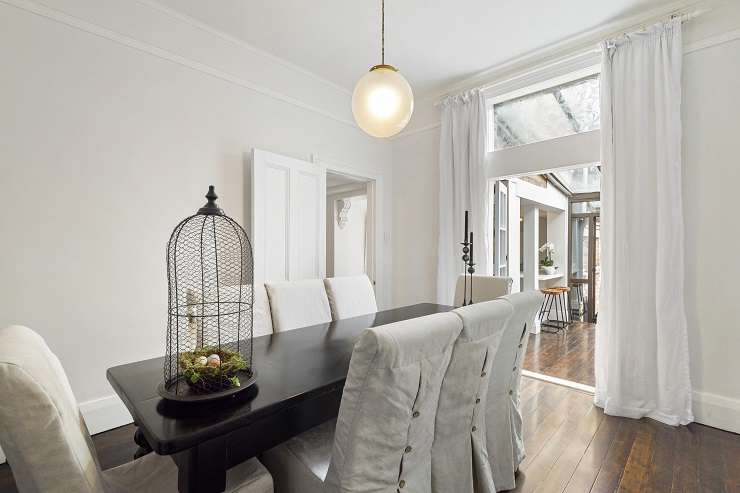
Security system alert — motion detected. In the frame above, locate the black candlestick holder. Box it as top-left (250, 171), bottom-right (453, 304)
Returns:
top-left (460, 241), bottom-right (476, 306)
top-left (461, 241), bottom-right (470, 305)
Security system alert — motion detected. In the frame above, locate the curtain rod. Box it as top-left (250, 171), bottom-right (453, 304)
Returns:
top-left (436, 3), bottom-right (710, 104)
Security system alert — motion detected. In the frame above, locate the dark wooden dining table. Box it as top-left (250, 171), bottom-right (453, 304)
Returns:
top-left (107, 302), bottom-right (454, 493)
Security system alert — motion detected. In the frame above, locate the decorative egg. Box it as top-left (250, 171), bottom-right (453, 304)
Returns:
top-left (195, 356), bottom-right (208, 366)
top-left (207, 354), bottom-right (221, 367)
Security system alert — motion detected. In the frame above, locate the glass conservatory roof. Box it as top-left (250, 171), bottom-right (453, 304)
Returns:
top-left (552, 166), bottom-right (601, 194)
top-left (492, 75), bottom-right (600, 150)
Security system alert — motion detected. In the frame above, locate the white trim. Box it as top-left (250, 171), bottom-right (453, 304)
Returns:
top-left (685, 27), bottom-right (740, 54)
top-left (311, 155), bottom-right (389, 310)
top-left (522, 370), bottom-right (596, 394)
top-left (0, 394), bottom-right (132, 465)
top-left (391, 122), bottom-right (441, 140)
top-left (487, 130), bottom-right (601, 180)
top-left (410, 22), bottom-right (738, 136)
top-left (485, 62), bottom-right (601, 106)
top-left (693, 390), bottom-right (740, 434)
top-left (433, 0), bottom-right (710, 100)
top-left (79, 394), bottom-right (133, 435)
top-left (135, 0), bottom-right (352, 96)
top-left (0, 0), bottom-right (357, 129)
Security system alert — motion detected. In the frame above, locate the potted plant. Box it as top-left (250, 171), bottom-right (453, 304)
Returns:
top-left (539, 242), bottom-right (556, 275)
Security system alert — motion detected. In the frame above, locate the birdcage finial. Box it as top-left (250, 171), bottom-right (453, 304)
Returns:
top-left (198, 185), bottom-right (224, 215)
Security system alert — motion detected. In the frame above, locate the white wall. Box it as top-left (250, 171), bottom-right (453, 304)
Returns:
top-left (390, 3), bottom-right (740, 432)
top-left (0, 0), bottom-right (392, 445)
top-left (329, 192), bottom-right (368, 277)
top-left (391, 128), bottom-right (440, 306)
top-left (682, 29), bottom-right (740, 433)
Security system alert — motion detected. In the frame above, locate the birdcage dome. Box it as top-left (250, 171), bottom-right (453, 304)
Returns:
top-left (160, 186), bottom-right (255, 401)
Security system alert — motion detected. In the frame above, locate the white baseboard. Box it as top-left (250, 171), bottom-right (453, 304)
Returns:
top-left (0, 394), bottom-right (132, 465)
top-left (693, 390), bottom-right (740, 434)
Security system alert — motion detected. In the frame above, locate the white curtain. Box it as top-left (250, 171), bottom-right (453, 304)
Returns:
top-left (595, 19), bottom-right (693, 426)
top-left (437, 89), bottom-right (490, 305)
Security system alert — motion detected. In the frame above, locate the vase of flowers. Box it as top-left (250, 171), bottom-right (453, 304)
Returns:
top-left (539, 242), bottom-right (556, 275)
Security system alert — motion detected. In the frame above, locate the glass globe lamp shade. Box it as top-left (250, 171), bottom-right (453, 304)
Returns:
top-left (352, 65), bottom-right (414, 138)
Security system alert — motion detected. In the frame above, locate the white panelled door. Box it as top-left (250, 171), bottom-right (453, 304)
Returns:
top-left (251, 149), bottom-right (326, 284)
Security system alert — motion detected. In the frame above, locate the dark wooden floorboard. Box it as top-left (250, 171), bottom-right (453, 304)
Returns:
top-left (2, 381), bottom-right (739, 493)
top-left (524, 322), bottom-right (596, 387)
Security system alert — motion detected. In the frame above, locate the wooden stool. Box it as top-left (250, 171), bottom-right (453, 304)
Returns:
top-left (569, 283), bottom-right (586, 321)
top-left (539, 287), bottom-right (570, 332)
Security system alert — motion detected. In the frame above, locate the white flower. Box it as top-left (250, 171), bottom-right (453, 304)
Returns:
top-left (539, 242), bottom-right (555, 254)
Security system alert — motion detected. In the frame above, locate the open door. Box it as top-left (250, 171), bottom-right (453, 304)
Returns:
top-left (250, 149), bottom-right (326, 284)
top-left (493, 180), bottom-right (509, 276)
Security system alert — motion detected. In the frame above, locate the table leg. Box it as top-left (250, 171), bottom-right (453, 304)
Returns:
top-left (133, 427), bottom-right (153, 459)
top-left (174, 435), bottom-right (228, 493)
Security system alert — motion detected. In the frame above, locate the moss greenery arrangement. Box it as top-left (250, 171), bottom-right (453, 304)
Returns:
top-left (178, 347), bottom-right (250, 393)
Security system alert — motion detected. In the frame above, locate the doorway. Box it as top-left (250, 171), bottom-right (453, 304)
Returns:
top-left (569, 202), bottom-right (600, 323)
top-left (325, 171), bottom-right (374, 282)
top-left (491, 165), bottom-right (600, 390)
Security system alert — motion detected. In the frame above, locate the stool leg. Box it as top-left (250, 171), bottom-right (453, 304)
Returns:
top-left (546, 294), bottom-right (555, 320)
top-left (541, 294), bottom-right (552, 322)
top-left (557, 293), bottom-right (565, 330)
top-left (539, 295), bottom-right (548, 322)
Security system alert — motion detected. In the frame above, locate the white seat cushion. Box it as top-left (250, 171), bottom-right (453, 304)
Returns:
top-left (432, 300), bottom-right (513, 493)
top-left (265, 279), bottom-right (332, 332)
top-left (323, 275), bottom-right (378, 320)
top-left (454, 275), bottom-right (513, 306)
top-left (184, 284), bottom-right (272, 338)
top-left (252, 284), bottom-right (274, 337)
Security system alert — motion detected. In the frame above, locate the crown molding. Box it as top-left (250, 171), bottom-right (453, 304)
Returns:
top-left (390, 122), bottom-right (441, 141)
top-left (685, 26), bottom-right (740, 53)
top-left (432, 0), bottom-right (710, 101)
top-left (0, 0), bottom-right (359, 129)
top-left (135, 0), bottom-right (352, 96)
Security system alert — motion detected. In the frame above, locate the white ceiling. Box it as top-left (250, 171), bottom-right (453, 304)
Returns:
top-left (156, 0), bottom-right (677, 98)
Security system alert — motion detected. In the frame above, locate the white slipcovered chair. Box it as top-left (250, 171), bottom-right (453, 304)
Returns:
top-left (454, 275), bottom-right (513, 306)
top-left (252, 283), bottom-right (274, 336)
top-left (0, 325), bottom-right (273, 493)
top-left (260, 312), bottom-right (463, 493)
top-left (323, 275), bottom-right (378, 320)
top-left (184, 285), bottom-right (273, 338)
top-left (432, 300), bottom-right (513, 493)
top-left (264, 279), bottom-right (332, 332)
top-left (485, 291), bottom-right (544, 491)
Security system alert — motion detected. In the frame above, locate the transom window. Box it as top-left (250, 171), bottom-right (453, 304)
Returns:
top-left (491, 75), bottom-right (600, 150)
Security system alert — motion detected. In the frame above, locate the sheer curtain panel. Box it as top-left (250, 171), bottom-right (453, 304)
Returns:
top-left (595, 19), bottom-right (693, 426)
top-left (437, 89), bottom-right (490, 305)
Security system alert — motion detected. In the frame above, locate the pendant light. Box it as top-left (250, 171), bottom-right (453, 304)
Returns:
top-left (352, 0), bottom-right (414, 138)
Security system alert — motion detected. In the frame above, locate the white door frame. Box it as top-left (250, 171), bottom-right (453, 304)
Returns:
top-left (312, 154), bottom-right (387, 309)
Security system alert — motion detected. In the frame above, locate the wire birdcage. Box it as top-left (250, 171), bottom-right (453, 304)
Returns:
top-left (159, 186), bottom-right (255, 401)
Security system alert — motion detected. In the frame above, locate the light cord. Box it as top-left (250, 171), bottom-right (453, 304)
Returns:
top-left (381, 0), bottom-right (385, 65)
